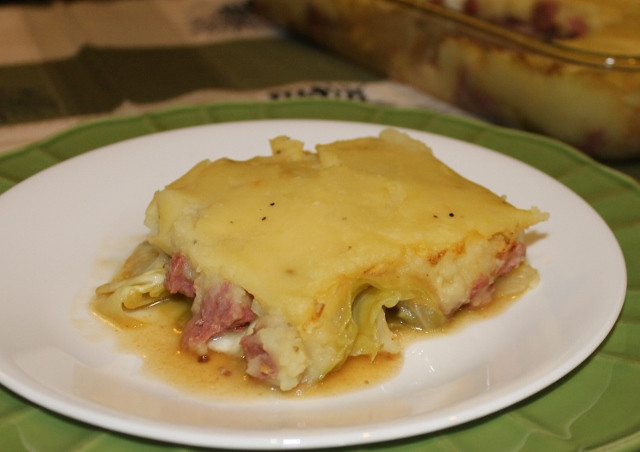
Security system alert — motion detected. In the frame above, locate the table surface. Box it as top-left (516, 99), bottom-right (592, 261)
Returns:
top-left (1, 1), bottom-right (639, 451)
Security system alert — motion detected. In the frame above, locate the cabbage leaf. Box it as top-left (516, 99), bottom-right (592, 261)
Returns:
top-left (93, 242), bottom-right (171, 328)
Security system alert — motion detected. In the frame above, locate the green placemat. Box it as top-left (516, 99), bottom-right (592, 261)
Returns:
top-left (1, 99), bottom-right (638, 451)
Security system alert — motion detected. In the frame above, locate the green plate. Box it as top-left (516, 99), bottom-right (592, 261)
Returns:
top-left (0, 99), bottom-right (638, 451)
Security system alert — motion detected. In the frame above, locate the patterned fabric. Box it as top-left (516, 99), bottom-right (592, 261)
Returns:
top-left (0, 0), bottom-right (472, 155)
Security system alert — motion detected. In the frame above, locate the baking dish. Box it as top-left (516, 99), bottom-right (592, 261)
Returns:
top-left (253, 0), bottom-right (640, 160)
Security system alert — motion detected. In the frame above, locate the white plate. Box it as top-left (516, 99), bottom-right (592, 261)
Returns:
top-left (0, 120), bottom-right (626, 450)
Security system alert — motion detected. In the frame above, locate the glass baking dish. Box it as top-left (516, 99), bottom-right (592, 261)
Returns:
top-left (253, 0), bottom-right (640, 160)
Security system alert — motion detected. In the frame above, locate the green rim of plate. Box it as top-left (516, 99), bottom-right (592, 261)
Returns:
top-left (1, 99), bottom-right (638, 452)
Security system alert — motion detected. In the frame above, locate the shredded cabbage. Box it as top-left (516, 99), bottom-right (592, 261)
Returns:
top-left (94, 242), bottom-right (171, 328)
top-left (350, 285), bottom-right (402, 356)
top-left (391, 299), bottom-right (447, 331)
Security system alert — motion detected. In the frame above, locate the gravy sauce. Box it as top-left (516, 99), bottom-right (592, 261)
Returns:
top-left (91, 262), bottom-right (537, 399)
